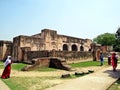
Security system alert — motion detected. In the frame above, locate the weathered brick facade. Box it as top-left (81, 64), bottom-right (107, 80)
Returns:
top-left (0, 29), bottom-right (93, 62)
top-left (23, 50), bottom-right (92, 63)
top-left (0, 41), bottom-right (12, 60)
top-left (12, 29), bottom-right (92, 61)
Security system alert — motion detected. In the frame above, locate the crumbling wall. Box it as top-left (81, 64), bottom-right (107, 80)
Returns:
top-left (23, 50), bottom-right (92, 63)
top-left (12, 35), bottom-right (43, 61)
top-left (26, 50), bottom-right (49, 61)
top-left (0, 41), bottom-right (12, 60)
top-left (12, 29), bottom-right (92, 62)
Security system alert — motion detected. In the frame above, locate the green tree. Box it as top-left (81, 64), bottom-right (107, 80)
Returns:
top-left (113, 43), bottom-right (120, 51)
top-left (115, 27), bottom-right (120, 39)
top-left (113, 28), bottom-right (120, 51)
top-left (93, 33), bottom-right (116, 46)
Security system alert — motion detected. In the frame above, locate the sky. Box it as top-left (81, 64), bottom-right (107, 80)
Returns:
top-left (0, 0), bottom-right (120, 41)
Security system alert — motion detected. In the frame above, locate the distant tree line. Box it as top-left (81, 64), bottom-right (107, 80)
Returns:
top-left (93, 28), bottom-right (120, 52)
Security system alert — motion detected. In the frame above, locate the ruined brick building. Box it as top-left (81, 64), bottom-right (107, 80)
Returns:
top-left (0, 41), bottom-right (12, 60)
top-left (0, 29), bottom-right (92, 62)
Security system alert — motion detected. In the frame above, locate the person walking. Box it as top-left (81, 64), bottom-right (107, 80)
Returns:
top-left (111, 53), bottom-right (118, 71)
top-left (100, 52), bottom-right (104, 66)
top-left (1, 56), bottom-right (12, 79)
top-left (108, 54), bottom-right (111, 65)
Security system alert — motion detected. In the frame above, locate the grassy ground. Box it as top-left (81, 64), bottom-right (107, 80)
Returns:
top-left (109, 83), bottom-right (120, 89)
top-left (107, 79), bottom-right (120, 90)
top-left (69, 60), bottom-right (108, 67)
top-left (0, 61), bottom-right (60, 90)
top-left (0, 60), bottom-right (119, 90)
top-left (0, 61), bottom-right (58, 71)
top-left (0, 62), bottom-right (26, 70)
top-left (2, 76), bottom-right (60, 90)
top-left (0, 61), bottom-right (4, 69)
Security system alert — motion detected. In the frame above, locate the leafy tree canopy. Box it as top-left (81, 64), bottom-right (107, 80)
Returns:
top-left (93, 33), bottom-right (116, 46)
top-left (113, 28), bottom-right (120, 51)
top-left (115, 27), bottom-right (120, 39)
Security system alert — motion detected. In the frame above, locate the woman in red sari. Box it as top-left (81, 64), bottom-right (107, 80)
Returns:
top-left (1, 56), bottom-right (12, 79)
top-left (111, 53), bottom-right (118, 71)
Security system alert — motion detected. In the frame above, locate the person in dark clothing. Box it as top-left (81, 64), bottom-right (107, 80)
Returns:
top-left (108, 54), bottom-right (111, 65)
top-left (100, 52), bottom-right (104, 66)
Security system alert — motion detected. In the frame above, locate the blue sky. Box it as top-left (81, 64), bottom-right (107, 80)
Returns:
top-left (0, 0), bottom-right (120, 41)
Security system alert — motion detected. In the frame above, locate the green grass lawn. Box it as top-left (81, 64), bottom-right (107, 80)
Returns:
top-left (0, 61), bottom-right (4, 68)
top-left (69, 60), bottom-right (108, 67)
top-left (0, 60), bottom-right (119, 90)
top-left (1, 60), bottom-right (98, 90)
top-left (0, 60), bottom-right (109, 70)
top-left (1, 76), bottom-right (60, 90)
top-left (0, 61), bottom-right (3, 64)
top-left (0, 61), bottom-right (57, 71)
top-left (12, 63), bottom-right (27, 71)
top-left (0, 61), bottom-right (60, 90)
top-left (0, 61), bottom-right (27, 71)
top-left (107, 79), bottom-right (120, 90)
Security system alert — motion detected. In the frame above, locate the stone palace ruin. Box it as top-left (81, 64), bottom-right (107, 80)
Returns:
top-left (0, 29), bottom-right (92, 61)
top-left (0, 29), bottom-right (96, 70)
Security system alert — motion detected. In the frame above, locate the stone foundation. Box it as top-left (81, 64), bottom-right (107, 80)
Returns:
top-left (21, 57), bottom-right (71, 71)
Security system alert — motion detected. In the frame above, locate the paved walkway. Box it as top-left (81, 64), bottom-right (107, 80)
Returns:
top-left (45, 64), bottom-right (120, 90)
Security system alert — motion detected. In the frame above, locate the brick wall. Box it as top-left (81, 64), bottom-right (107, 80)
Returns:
top-left (24, 50), bottom-right (92, 63)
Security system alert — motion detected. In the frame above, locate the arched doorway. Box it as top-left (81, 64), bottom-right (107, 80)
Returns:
top-left (80, 46), bottom-right (84, 51)
top-left (72, 44), bottom-right (77, 51)
top-left (63, 44), bottom-right (68, 51)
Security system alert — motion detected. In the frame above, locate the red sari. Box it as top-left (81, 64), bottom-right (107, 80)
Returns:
top-left (111, 53), bottom-right (118, 71)
top-left (1, 63), bottom-right (11, 79)
top-left (1, 56), bottom-right (12, 79)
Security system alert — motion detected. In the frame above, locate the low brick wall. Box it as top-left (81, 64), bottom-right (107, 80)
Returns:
top-left (27, 51), bottom-right (49, 60)
top-left (54, 51), bottom-right (92, 60)
top-left (24, 50), bottom-right (92, 63)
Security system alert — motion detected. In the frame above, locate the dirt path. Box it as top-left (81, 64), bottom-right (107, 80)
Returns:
top-left (0, 66), bottom-right (108, 77)
top-left (45, 65), bottom-right (120, 90)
